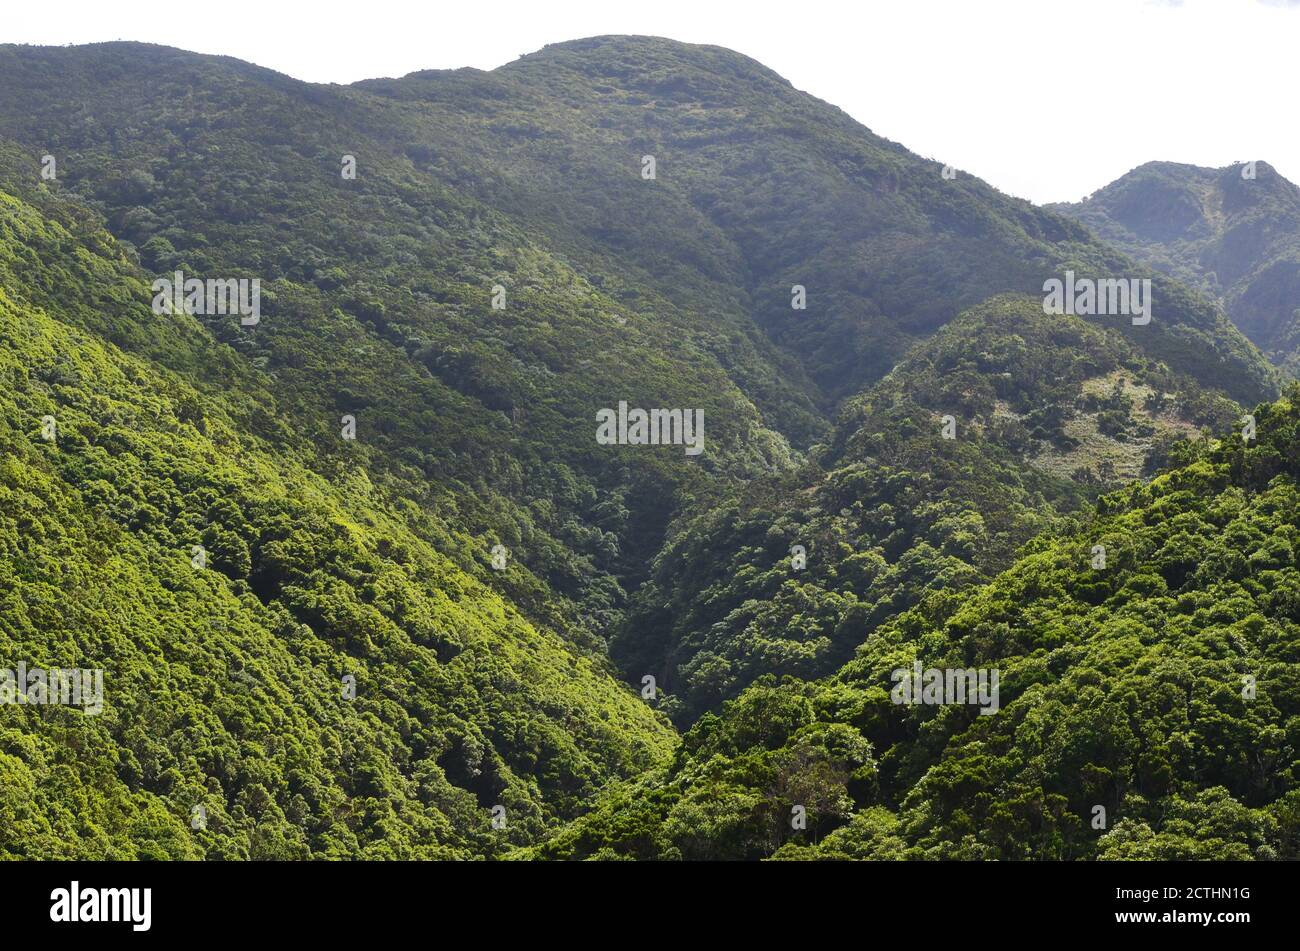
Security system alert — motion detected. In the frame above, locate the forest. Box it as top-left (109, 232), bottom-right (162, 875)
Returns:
top-left (0, 34), bottom-right (1296, 861)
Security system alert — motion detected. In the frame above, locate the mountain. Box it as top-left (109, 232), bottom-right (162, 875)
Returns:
top-left (357, 36), bottom-right (1279, 407)
top-left (0, 39), bottom-right (823, 653)
top-left (0, 36), bottom-right (1278, 672)
top-left (0, 36), bottom-right (1291, 860)
top-left (1052, 160), bottom-right (1300, 375)
top-left (530, 386), bottom-right (1300, 860)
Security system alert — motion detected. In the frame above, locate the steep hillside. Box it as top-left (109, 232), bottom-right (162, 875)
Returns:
top-left (1053, 160), bottom-right (1300, 375)
top-left (532, 387), bottom-right (1300, 860)
top-left (0, 43), bottom-right (814, 659)
top-left (0, 181), bottom-right (674, 859)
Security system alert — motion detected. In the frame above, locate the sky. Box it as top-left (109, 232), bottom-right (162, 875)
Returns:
top-left (6, 0), bottom-right (1298, 204)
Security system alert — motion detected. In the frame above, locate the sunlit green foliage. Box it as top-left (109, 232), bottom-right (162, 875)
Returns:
top-left (617, 295), bottom-right (1245, 721)
top-left (0, 186), bottom-right (673, 858)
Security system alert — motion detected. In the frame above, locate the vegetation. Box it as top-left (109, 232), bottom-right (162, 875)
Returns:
top-left (0, 36), bottom-right (1292, 860)
top-left (616, 294), bottom-right (1246, 722)
top-left (530, 388), bottom-right (1300, 860)
top-left (1053, 160), bottom-right (1300, 376)
top-left (0, 182), bottom-right (674, 859)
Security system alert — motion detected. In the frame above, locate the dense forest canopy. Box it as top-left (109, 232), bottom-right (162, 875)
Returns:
top-left (0, 35), bottom-right (1296, 860)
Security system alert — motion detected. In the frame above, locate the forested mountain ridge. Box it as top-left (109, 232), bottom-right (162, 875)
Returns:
top-left (0, 35), bottom-right (1294, 861)
top-left (358, 35), bottom-right (1280, 408)
top-left (1052, 160), bottom-right (1300, 376)
top-left (0, 39), bottom-right (835, 655)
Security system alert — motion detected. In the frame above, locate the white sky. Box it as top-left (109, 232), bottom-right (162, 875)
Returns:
top-left (6, 0), bottom-right (1298, 203)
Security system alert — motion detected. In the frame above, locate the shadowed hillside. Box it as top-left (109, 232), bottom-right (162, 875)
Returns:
top-left (1053, 160), bottom-right (1300, 376)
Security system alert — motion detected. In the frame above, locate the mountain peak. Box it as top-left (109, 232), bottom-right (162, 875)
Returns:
top-left (1056, 157), bottom-right (1300, 372)
top-left (502, 34), bottom-right (794, 93)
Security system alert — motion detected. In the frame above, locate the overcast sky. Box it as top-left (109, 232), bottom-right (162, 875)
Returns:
top-left (7, 0), bottom-right (1298, 203)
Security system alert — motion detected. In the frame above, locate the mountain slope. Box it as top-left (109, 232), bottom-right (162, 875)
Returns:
top-left (1052, 160), bottom-right (1300, 375)
top-left (532, 386), bottom-right (1300, 860)
top-left (0, 36), bottom-right (1279, 673)
top-left (359, 35), bottom-right (1280, 408)
top-left (614, 294), bottom-right (1246, 722)
top-left (0, 179), bottom-right (674, 859)
top-left (0, 42), bottom-right (815, 663)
